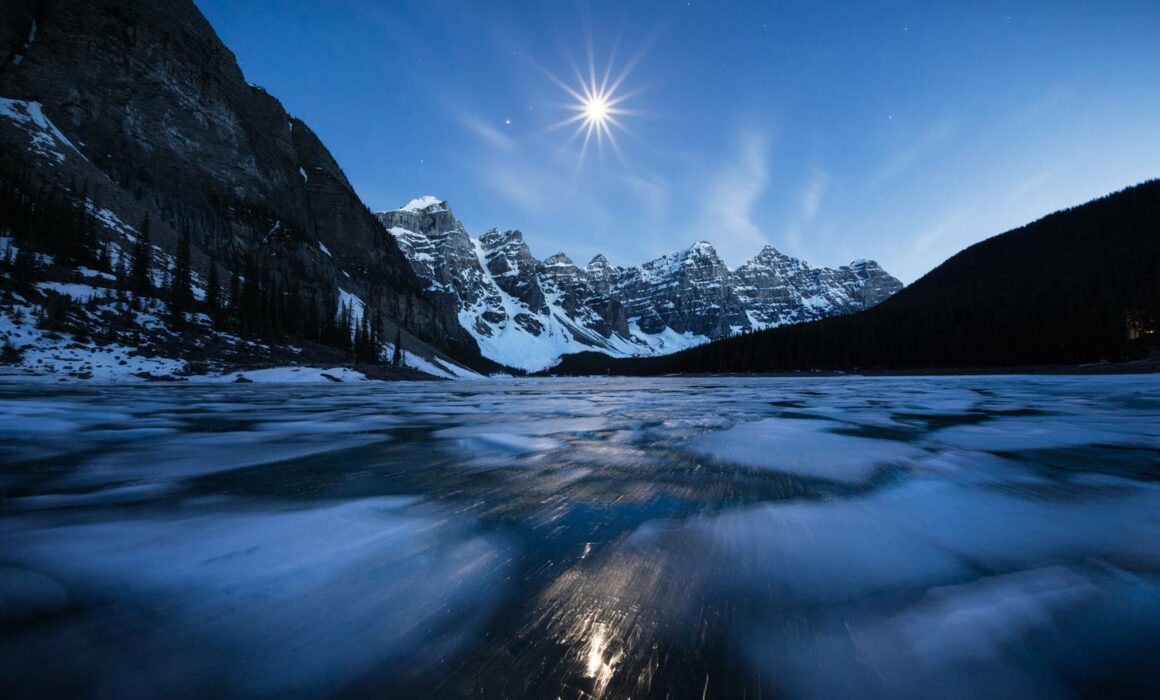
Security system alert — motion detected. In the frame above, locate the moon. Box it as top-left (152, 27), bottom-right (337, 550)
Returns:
top-left (545, 52), bottom-right (638, 163)
top-left (583, 95), bottom-right (611, 126)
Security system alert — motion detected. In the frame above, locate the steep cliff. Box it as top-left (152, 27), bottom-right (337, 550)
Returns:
top-left (0, 0), bottom-right (485, 370)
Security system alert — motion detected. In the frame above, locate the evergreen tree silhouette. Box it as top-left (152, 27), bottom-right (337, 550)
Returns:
top-left (392, 327), bottom-right (404, 369)
top-left (129, 215), bottom-right (152, 294)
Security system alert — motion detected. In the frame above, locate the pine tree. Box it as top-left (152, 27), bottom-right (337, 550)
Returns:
top-left (354, 312), bottom-right (375, 364)
top-left (95, 239), bottom-right (108, 271)
top-left (337, 300), bottom-right (353, 351)
top-left (129, 215), bottom-right (152, 294)
top-left (205, 256), bottom-right (221, 325)
top-left (11, 243), bottom-right (38, 284)
top-left (58, 180), bottom-right (92, 265)
top-left (391, 327), bottom-right (404, 369)
top-left (168, 224), bottom-right (193, 328)
top-left (237, 256), bottom-right (260, 336)
top-left (115, 249), bottom-right (129, 292)
top-left (320, 292), bottom-right (342, 348)
top-left (228, 269), bottom-right (240, 323)
top-left (303, 289), bottom-right (320, 341)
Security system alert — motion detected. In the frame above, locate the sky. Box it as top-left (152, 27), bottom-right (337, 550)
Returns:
top-left (194, 0), bottom-right (1160, 283)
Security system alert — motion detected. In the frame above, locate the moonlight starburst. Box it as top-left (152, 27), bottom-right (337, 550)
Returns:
top-left (547, 51), bottom-right (639, 163)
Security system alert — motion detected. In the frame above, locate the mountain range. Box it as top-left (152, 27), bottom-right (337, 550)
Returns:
top-left (378, 198), bottom-right (901, 371)
top-left (552, 180), bottom-right (1160, 375)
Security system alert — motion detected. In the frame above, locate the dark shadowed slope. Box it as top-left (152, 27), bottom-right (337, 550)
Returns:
top-left (552, 180), bottom-right (1160, 375)
top-left (0, 0), bottom-right (496, 371)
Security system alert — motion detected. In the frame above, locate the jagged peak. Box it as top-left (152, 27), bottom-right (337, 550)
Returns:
top-left (480, 228), bottom-right (524, 247)
top-left (648, 241), bottom-right (719, 264)
top-left (739, 244), bottom-right (790, 268)
top-left (670, 241), bottom-right (723, 264)
top-left (543, 252), bottom-right (576, 267)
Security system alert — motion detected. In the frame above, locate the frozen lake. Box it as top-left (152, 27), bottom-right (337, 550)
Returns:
top-left (1, 376), bottom-right (1158, 699)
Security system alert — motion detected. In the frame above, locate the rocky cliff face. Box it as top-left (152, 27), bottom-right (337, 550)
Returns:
top-left (734, 246), bottom-right (902, 327)
top-left (0, 0), bottom-right (483, 368)
top-left (378, 198), bottom-right (904, 371)
top-left (615, 242), bottom-right (751, 337)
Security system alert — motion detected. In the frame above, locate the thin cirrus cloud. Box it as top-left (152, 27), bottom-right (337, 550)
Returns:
top-left (799, 172), bottom-right (828, 224)
top-left (686, 130), bottom-right (773, 267)
top-left (778, 170), bottom-right (829, 263)
top-left (868, 119), bottom-right (960, 189)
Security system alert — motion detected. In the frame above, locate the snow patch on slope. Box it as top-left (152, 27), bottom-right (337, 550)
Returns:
top-left (0, 295), bottom-right (187, 381)
top-left (400, 350), bottom-right (482, 380)
top-left (337, 288), bottom-right (365, 327)
top-left (190, 367), bottom-right (369, 383)
top-left (399, 196), bottom-right (444, 212)
top-left (0, 98), bottom-right (83, 163)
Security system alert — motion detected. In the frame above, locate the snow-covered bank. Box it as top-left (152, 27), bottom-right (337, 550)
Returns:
top-left (0, 280), bottom-right (482, 382)
top-left (189, 366), bottom-right (371, 383)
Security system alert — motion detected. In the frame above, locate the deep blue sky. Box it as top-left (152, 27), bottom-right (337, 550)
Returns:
top-left (194, 0), bottom-right (1160, 282)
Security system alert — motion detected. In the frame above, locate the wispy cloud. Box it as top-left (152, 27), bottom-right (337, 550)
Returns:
top-left (459, 114), bottom-right (516, 152)
top-left (692, 130), bottom-right (771, 265)
top-left (781, 169), bottom-right (829, 260)
top-left (911, 205), bottom-right (973, 258)
top-left (454, 109), bottom-right (565, 216)
top-left (799, 171), bottom-right (828, 223)
top-left (869, 119), bottom-right (959, 188)
top-left (1004, 167), bottom-right (1057, 206)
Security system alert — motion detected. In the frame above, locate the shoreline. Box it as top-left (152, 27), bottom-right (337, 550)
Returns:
top-left (2, 358), bottom-right (1158, 383)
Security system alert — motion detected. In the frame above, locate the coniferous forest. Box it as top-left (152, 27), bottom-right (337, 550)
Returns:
top-left (0, 159), bottom-right (392, 366)
top-left (552, 180), bottom-right (1160, 375)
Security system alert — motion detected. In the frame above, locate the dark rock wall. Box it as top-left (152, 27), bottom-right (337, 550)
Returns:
top-left (0, 0), bottom-right (481, 362)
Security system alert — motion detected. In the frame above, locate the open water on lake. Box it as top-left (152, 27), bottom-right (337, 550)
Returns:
top-left (1, 376), bottom-right (1158, 699)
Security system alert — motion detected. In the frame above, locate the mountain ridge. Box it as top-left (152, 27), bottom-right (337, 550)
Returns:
top-left (377, 197), bottom-right (903, 371)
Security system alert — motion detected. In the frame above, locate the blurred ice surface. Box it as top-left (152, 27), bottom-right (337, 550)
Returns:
top-left (0, 498), bottom-right (515, 698)
top-left (934, 416), bottom-right (1160, 451)
top-left (691, 417), bottom-right (928, 482)
top-left (0, 375), bottom-right (1157, 698)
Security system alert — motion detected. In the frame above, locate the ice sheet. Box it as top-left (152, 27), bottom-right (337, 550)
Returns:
top-left (0, 498), bottom-right (516, 697)
top-left (690, 416), bottom-right (928, 482)
top-left (0, 375), bottom-right (1157, 698)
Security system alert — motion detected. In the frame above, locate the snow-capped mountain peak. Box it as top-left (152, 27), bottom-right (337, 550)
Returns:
top-left (398, 195), bottom-right (445, 212)
top-left (749, 244), bottom-right (784, 261)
